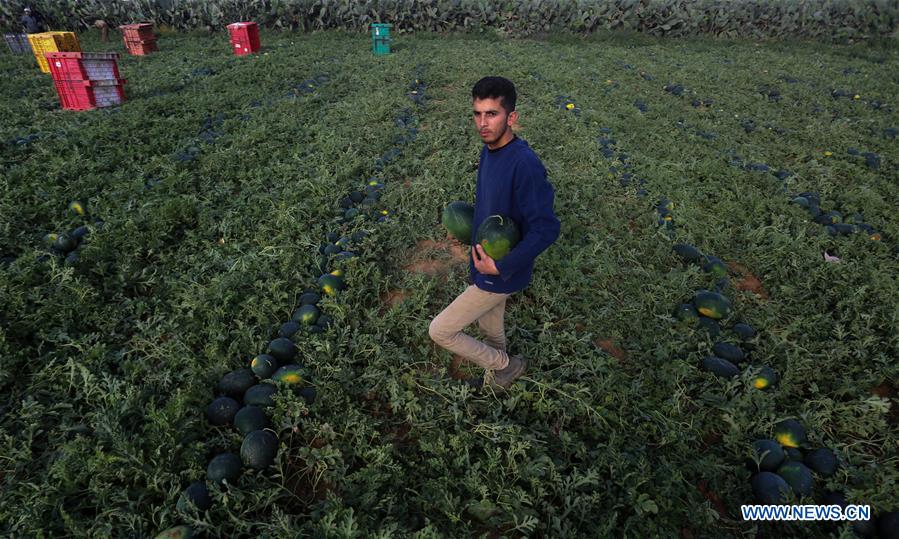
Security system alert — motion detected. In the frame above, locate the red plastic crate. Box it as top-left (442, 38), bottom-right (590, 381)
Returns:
top-left (119, 23), bottom-right (155, 42)
top-left (227, 22), bottom-right (260, 55)
top-left (53, 78), bottom-right (127, 111)
top-left (125, 40), bottom-right (158, 56)
top-left (46, 52), bottom-right (121, 81)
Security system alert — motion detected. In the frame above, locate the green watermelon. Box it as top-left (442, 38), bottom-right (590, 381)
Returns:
top-left (751, 472), bottom-right (791, 504)
top-left (218, 369), bottom-right (256, 399)
top-left (442, 201), bottom-right (475, 244)
top-left (673, 243), bottom-right (703, 264)
top-left (293, 304), bottom-right (320, 326)
top-left (749, 439), bottom-right (786, 473)
top-left (266, 338), bottom-right (297, 363)
top-left (804, 448), bottom-right (838, 477)
top-left (475, 215), bottom-right (520, 261)
top-left (750, 366), bottom-right (778, 390)
top-left (243, 384), bottom-right (277, 407)
top-left (207, 453), bottom-right (241, 484)
top-left (273, 364), bottom-right (307, 385)
top-left (774, 419), bottom-right (807, 448)
top-left (234, 406), bottom-right (271, 435)
top-left (250, 354), bottom-right (278, 379)
top-left (776, 461), bottom-right (813, 497)
top-left (693, 290), bottom-right (732, 319)
top-left (318, 273), bottom-right (345, 296)
top-left (206, 397), bottom-right (239, 426)
top-left (241, 430), bottom-right (278, 469)
top-left (177, 481), bottom-right (211, 512)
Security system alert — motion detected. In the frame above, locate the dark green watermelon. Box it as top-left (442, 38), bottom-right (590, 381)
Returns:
top-left (804, 448), bottom-right (838, 477)
top-left (752, 472), bottom-right (792, 504)
top-left (207, 453), bottom-right (241, 485)
top-left (234, 406), bottom-right (271, 435)
top-left (475, 214), bottom-right (520, 261)
top-left (241, 430), bottom-right (278, 469)
top-left (218, 369), bottom-right (255, 399)
top-left (206, 397), bottom-right (240, 426)
top-left (776, 461), bottom-right (813, 497)
top-left (442, 201), bottom-right (474, 244)
top-left (749, 439), bottom-right (786, 473)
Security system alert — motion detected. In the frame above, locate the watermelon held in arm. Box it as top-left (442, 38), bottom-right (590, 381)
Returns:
top-left (475, 215), bottom-right (520, 261)
top-left (442, 201), bottom-right (474, 244)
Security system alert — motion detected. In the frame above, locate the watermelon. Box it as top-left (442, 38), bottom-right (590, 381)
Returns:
top-left (750, 366), bottom-right (778, 390)
top-left (206, 397), bottom-right (239, 426)
top-left (299, 292), bottom-right (321, 305)
top-left (776, 461), bottom-right (813, 497)
top-left (712, 342), bottom-right (745, 364)
top-left (804, 448), bottom-right (838, 477)
top-left (318, 273), bottom-right (345, 296)
top-left (702, 356), bottom-right (740, 378)
top-left (751, 472), bottom-right (791, 504)
top-left (701, 256), bottom-right (728, 278)
top-left (177, 481), bottom-right (211, 512)
top-left (774, 419), bottom-right (807, 448)
top-left (267, 338), bottom-right (297, 363)
top-left (442, 201), bottom-right (474, 244)
top-left (241, 430), bottom-right (278, 469)
top-left (250, 354), bottom-right (278, 379)
top-left (68, 200), bottom-right (86, 217)
top-left (243, 384), bottom-right (277, 407)
top-left (673, 243), bottom-right (703, 264)
top-left (234, 406), bottom-right (271, 435)
top-left (218, 369), bottom-right (255, 399)
top-left (292, 304), bottom-right (320, 326)
top-left (732, 323), bottom-right (757, 340)
top-left (273, 364), bottom-right (307, 385)
top-left (207, 453), bottom-right (241, 484)
top-left (278, 321), bottom-right (300, 338)
top-left (749, 439), bottom-right (786, 473)
top-left (693, 290), bottom-right (732, 320)
top-left (476, 215), bottom-right (520, 261)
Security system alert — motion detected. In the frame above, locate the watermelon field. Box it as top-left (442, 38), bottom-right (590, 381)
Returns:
top-left (1, 28), bottom-right (898, 538)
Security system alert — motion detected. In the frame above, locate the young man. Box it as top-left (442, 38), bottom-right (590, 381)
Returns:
top-left (429, 76), bottom-right (560, 391)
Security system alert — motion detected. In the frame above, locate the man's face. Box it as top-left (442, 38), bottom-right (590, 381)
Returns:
top-left (472, 97), bottom-right (517, 147)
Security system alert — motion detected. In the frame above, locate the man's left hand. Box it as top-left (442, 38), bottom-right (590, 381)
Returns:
top-left (472, 244), bottom-right (499, 275)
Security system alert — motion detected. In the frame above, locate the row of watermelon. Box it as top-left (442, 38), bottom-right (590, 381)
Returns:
top-left (155, 70), bottom-right (430, 539)
top-left (658, 78), bottom-right (897, 259)
top-left (592, 88), bottom-right (896, 533)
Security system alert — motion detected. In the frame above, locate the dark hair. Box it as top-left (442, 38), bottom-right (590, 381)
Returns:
top-left (471, 76), bottom-right (516, 113)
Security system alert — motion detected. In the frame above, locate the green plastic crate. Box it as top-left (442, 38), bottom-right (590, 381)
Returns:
top-left (371, 23), bottom-right (392, 56)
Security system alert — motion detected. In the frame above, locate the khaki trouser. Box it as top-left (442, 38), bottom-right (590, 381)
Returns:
top-left (429, 284), bottom-right (511, 371)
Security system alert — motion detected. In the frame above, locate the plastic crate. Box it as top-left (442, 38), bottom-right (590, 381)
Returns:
top-left (4, 33), bottom-right (32, 54)
top-left (125, 40), bottom-right (158, 56)
top-left (28, 32), bottom-right (81, 72)
top-left (118, 23), bottom-right (155, 42)
top-left (371, 24), bottom-right (392, 56)
top-left (53, 78), bottom-right (127, 111)
top-left (227, 22), bottom-right (260, 55)
top-left (46, 52), bottom-right (121, 81)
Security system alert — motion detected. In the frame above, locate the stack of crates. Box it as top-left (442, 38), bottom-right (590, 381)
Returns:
top-left (4, 33), bottom-right (32, 55)
top-left (27, 32), bottom-right (81, 72)
top-left (46, 52), bottom-right (127, 111)
top-left (119, 23), bottom-right (157, 55)
top-left (227, 22), bottom-right (260, 55)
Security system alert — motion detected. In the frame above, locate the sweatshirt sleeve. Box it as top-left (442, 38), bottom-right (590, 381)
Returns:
top-left (494, 158), bottom-right (560, 280)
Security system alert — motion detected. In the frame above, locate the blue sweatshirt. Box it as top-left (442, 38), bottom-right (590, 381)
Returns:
top-left (470, 136), bottom-right (560, 293)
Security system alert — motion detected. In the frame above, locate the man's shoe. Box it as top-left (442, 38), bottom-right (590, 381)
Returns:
top-left (488, 355), bottom-right (527, 391)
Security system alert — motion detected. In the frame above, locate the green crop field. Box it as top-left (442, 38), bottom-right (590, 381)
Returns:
top-left (1, 28), bottom-right (897, 538)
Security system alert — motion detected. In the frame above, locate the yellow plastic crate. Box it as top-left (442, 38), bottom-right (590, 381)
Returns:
top-left (28, 32), bottom-right (81, 73)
